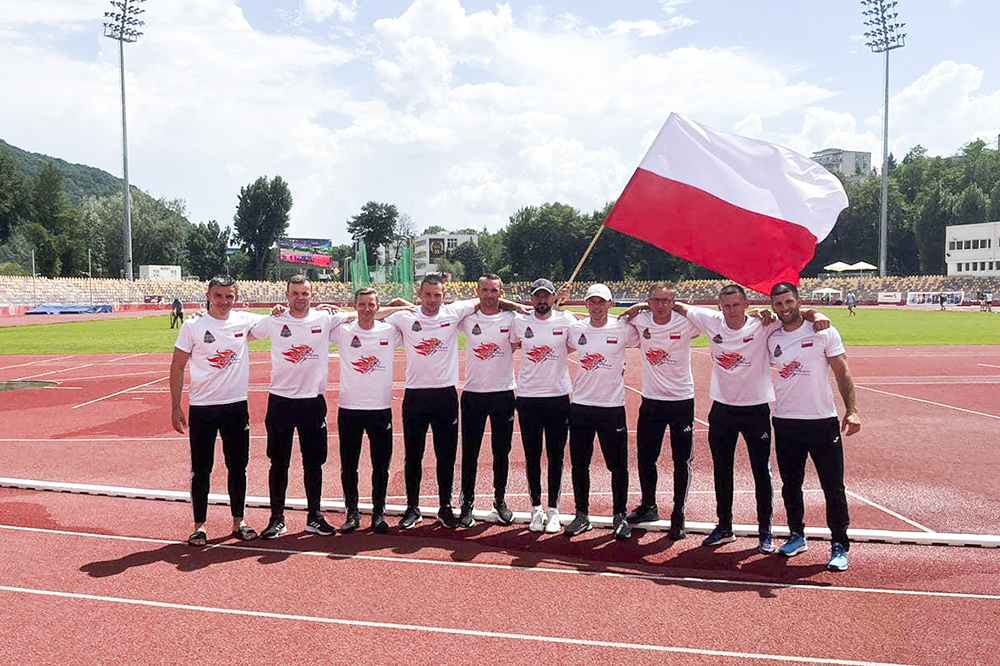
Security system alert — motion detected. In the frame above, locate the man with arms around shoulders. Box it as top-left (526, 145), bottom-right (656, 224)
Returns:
top-left (563, 283), bottom-right (640, 540)
top-left (457, 274), bottom-right (517, 527)
top-left (385, 275), bottom-right (521, 530)
top-left (672, 283), bottom-right (828, 553)
top-left (333, 287), bottom-right (403, 534)
top-left (170, 276), bottom-right (263, 547)
top-left (768, 282), bottom-right (860, 571)
top-left (619, 282), bottom-right (702, 540)
top-left (249, 275), bottom-right (341, 540)
top-left (510, 278), bottom-right (578, 534)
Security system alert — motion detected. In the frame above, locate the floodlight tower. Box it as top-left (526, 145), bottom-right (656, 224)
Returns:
top-left (103, 0), bottom-right (146, 280)
top-left (861, 0), bottom-right (906, 278)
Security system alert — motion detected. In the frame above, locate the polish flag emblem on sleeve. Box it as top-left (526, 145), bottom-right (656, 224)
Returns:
top-left (604, 113), bottom-right (849, 295)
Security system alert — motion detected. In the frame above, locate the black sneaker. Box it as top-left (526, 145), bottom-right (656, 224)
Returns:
top-left (625, 504), bottom-right (660, 525)
top-left (340, 510), bottom-right (361, 534)
top-left (493, 499), bottom-right (514, 525)
top-left (612, 513), bottom-right (632, 540)
top-left (437, 505), bottom-right (459, 529)
top-left (399, 506), bottom-right (422, 530)
top-left (371, 513), bottom-right (389, 534)
top-left (261, 518), bottom-right (287, 540)
top-left (564, 511), bottom-right (592, 537)
top-left (458, 503), bottom-right (476, 528)
top-left (702, 525), bottom-right (736, 547)
top-left (668, 514), bottom-right (686, 540)
top-left (305, 514), bottom-right (336, 536)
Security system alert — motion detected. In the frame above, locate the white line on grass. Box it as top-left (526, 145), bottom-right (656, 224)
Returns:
top-left (856, 386), bottom-right (1000, 420)
top-left (2, 525), bottom-right (999, 602)
top-left (845, 490), bottom-right (933, 533)
top-left (0, 585), bottom-right (929, 666)
top-left (71, 376), bottom-right (170, 410)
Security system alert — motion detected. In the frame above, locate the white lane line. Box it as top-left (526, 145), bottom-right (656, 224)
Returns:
top-left (2, 525), bottom-right (999, 602)
top-left (845, 490), bottom-right (933, 533)
top-left (108, 353), bottom-right (148, 363)
top-left (15, 363), bottom-right (95, 381)
top-left (39, 371), bottom-right (165, 382)
top-left (0, 355), bottom-right (75, 371)
top-left (71, 376), bottom-right (170, 410)
top-left (978, 363), bottom-right (1000, 370)
top-left (0, 585), bottom-right (928, 666)
top-left (856, 386), bottom-right (1000, 421)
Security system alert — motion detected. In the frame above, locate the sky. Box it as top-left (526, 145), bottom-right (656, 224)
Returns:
top-left (2, 0), bottom-right (999, 245)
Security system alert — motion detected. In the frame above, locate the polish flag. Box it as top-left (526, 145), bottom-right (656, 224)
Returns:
top-left (604, 113), bottom-right (848, 294)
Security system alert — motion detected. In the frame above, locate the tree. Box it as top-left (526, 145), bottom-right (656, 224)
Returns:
top-left (0, 149), bottom-right (29, 243)
top-left (347, 201), bottom-right (398, 266)
top-left (449, 241), bottom-right (484, 280)
top-left (233, 175), bottom-right (293, 280)
top-left (422, 225), bottom-right (447, 235)
top-left (915, 185), bottom-right (954, 274)
top-left (20, 222), bottom-right (60, 277)
top-left (435, 256), bottom-right (464, 280)
top-left (187, 220), bottom-right (231, 279)
top-left (503, 203), bottom-right (588, 280)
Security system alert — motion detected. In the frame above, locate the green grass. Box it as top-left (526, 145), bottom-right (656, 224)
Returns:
top-left (0, 307), bottom-right (997, 354)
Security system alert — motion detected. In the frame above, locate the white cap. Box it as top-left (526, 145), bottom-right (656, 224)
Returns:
top-left (584, 283), bottom-right (613, 302)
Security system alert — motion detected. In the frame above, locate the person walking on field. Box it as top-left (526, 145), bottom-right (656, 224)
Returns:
top-left (767, 282), bottom-right (861, 571)
top-left (170, 276), bottom-right (264, 547)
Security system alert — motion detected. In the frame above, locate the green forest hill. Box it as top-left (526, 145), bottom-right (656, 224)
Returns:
top-left (0, 138), bottom-right (123, 206)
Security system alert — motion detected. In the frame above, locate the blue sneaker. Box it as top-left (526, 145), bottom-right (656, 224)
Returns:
top-left (828, 542), bottom-right (849, 571)
top-left (779, 533), bottom-right (808, 557)
top-left (701, 525), bottom-right (736, 547)
top-left (758, 533), bottom-right (777, 554)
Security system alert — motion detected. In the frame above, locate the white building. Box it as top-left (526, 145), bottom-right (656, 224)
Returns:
top-left (946, 221), bottom-right (1000, 276)
top-left (811, 148), bottom-right (872, 184)
top-left (413, 232), bottom-right (478, 276)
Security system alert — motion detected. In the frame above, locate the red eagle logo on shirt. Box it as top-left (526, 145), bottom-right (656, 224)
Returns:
top-left (282, 345), bottom-right (314, 364)
top-left (352, 355), bottom-right (381, 374)
top-left (473, 342), bottom-right (501, 361)
top-left (715, 351), bottom-right (745, 370)
top-left (207, 349), bottom-right (237, 369)
top-left (526, 345), bottom-right (555, 364)
top-left (779, 361), bottom-right (803, 379)
top-left (645, 348), bottom-right (671, 366)
top-left (580, 352), bottom-right (607, 371)
top-left (414, 338), bottom-right (443, 356)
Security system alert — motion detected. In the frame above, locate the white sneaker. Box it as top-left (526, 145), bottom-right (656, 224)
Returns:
top-left (528, 505), bottom-right (545, 532)
top-left (544, 507), bottom-right (561, 534)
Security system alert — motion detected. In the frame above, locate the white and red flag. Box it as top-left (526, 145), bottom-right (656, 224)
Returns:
top-left (604, 113), bottom-right (849, 294)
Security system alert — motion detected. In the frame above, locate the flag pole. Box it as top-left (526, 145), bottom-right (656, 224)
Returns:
top-left (556, 223), bottom-right (606, 306)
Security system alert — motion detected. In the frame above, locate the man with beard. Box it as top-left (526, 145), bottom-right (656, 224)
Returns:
top-left (510, 279), bottom-right (577, 533)
top-left (768, 282), bottom-right (860, 571)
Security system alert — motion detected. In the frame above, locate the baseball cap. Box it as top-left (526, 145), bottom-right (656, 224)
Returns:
top-left (530, 278), bottom-right (556, 295)
top-left (584, 283), bottom-right (613, 302)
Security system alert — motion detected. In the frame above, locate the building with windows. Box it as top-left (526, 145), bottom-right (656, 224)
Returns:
top-left (946, 221), bottom-right (1000, 276)
top-left (811, 148), bottom-right (872, 184)
top-left (413, 232), bottom-right (478, 276)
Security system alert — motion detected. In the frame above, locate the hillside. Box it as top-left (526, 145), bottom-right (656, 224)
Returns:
top-left (0, 138), bottom-right (123, 206)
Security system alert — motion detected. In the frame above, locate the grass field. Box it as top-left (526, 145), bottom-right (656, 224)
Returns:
top-left (0, 307), bottom-right (996, 354)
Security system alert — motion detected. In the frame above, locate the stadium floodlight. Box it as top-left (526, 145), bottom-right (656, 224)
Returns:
top-left (103, 0), bottom-right (146, 281)
top-left (861, 0), bottom-right (906, 278)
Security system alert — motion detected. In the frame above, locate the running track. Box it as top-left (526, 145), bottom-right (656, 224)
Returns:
top-left (1, 346), bottom-right (999, 665)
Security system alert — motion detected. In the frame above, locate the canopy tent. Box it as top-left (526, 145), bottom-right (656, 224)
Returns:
top-left (848, 261), bottom-right (878, 271)
top-left (823, 260), bottom-right (877, 273)
top-left (811, 287), bottom-right (843, 297)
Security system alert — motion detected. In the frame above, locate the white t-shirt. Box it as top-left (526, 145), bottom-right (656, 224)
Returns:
top-left (174, 310), bottom-right (264, 406)
top-left (249, 309), bottom-right (347, 400)
top-left (567, 317), bottom-right (639, 408)
top-left (332, 319), bottom-right (402, 410)
top-left (629, 310), bottom-right (701, 401)
top-left (684, 306), bottom-right (780, 407)
top-left (768, 324), bottom-right (846, 420)
top-left (386, 301), bottom-right (477, 389)
top-left (460, 310), bottom-right (516, 393)
top-left (510, 310), bottom-right (576, 398)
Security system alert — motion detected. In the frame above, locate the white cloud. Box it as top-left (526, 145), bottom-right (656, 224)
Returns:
top-left (607, 20), bottom-right (668, 38)
top-left (300, 0), bottom-right (357, 23)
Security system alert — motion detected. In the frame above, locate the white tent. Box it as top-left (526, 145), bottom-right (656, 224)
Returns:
top-left (848, 261), bottom-right (878, 271)
top-left (823, 261), bottom-right (853, 272)
top-left (812, 287), bottom-right (843, 297)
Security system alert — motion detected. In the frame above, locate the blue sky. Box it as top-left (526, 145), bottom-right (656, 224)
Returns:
top-left (1, 0), bottom-right (998, 245)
